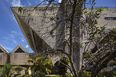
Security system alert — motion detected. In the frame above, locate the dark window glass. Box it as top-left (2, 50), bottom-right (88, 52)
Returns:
top-left (15, 47), bottom-right (25, 53)
top-left (0, 49), bottom-right (4, 53)
top-left (105, 17), bottom-right (116, 20)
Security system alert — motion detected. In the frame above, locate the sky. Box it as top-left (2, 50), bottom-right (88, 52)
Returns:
top-left (0, 0), bottom-right (116, 52)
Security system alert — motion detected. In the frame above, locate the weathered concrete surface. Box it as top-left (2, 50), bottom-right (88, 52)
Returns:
top-left (0, 53), bottom-right (7, 65)
top-left (29, 52), bottom-right (63, 64)
top-left (11, 4), bottom-right (60, 52)
top-left (10, 52), bottom-right (63, 65)
top-left (11, 3), bottom-right (116, 72)
top-left (86, 7), bottom-right (116, 30)
top-left (0, 45), bottom-right (9, 65)
top-left (10, 53), bottom-right (28, 65)
top-left (0, 44), bottom-right (63, 65)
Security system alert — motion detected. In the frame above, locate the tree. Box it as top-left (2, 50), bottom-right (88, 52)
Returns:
top-left (18, 0), bottom-right (83, 76)
top-left (17, 0), bottom-right (116, 77)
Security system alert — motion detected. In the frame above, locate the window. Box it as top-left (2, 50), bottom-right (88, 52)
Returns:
top-left (104, 17), bottom-right (116, 20)
top-left (15, 47), bottom-right (25, 53)
top-left (0, 49), bottom-right (4, 53)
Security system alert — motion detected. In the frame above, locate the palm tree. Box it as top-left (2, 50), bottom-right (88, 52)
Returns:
top-left (25, 55), bottom-right (53, 76)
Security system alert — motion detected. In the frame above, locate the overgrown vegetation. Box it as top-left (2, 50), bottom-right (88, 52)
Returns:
top-left (0, 63), bottom-right (14, 77)
top-left (25, 55), bottom-right (53, 77)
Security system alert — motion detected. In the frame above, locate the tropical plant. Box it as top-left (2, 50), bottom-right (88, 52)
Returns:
top-left (98, 71), bottom-right (116, 77)
top-left (25, 55), bottom-right (53, 77)
top-left (0, 63), bottom-right (15, 77)
top-left (12, 66), bottom-right (24, 74)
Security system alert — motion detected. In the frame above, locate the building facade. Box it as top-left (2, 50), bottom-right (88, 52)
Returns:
top-left (11, 2), bottom-right (116, 71)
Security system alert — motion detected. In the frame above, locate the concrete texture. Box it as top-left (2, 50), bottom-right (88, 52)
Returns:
top-left (0, 44), bottom-right (63, 65)
top-left (10, 2), bottom-right (116, 72)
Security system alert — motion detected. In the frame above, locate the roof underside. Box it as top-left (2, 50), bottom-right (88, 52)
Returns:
top-left (11, 8), bottom-right (51, 53)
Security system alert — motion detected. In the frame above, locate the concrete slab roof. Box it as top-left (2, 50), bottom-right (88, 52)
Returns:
top-left (11, 44), bottom-right (29, 53)
top-left (0, 45), bottom-right (9, 53)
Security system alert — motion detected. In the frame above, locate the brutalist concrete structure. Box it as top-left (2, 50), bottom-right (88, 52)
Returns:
top-left (0, 44), bottom-right (62, 65)
top-left (11, 3), bottom-right (65, 67)
top-left (0, 44), bottom-right (63, 75)
top-left (0, 45), bottom-right (9, 65)
top-left (11, 2), bottom-right (116, 71)
top-left (10, 44), bottom-right (29, 65)
top-left (11, 4), bottom-right (60, 52)
top-left (0, 44), bottom-right (29, 65)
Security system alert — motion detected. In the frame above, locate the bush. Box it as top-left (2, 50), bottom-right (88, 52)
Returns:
top-left (98, 71), bottom-right (116, 77)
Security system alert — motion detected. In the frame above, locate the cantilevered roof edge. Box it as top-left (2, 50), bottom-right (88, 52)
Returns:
top-left (11, 7), bottom-right (51, 53)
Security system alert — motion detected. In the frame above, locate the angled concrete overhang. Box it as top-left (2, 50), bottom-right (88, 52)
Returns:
top-left (0, 45), bottom-right (9, 53)
top-left (11, 7), bottom-right (51, 53)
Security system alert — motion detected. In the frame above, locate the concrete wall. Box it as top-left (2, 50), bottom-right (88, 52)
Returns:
top-left (30, 52), bottom-right (64, 64)
top-left (86, 7), bottom-right (116, 30)
top-left (0, 52), bottom-right (63, 65)
top-left (11, 4), bottom-right (59, 49)
top-left (10, 53), bottom-right (28, 65)
top-left (0, 53), bottom-right (7, 65)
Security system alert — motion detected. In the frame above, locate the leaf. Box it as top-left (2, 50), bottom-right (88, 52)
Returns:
top-left (25, 59), bottom-right (33, 65)
top-left (35, 57), bottom-right (42, 62)
top-left (113, 28), bottom-right (115, 31)
top-left (50, 17), bottom-right (54, 21)
top-left (97, 8), bottom-right (104, 12)
top-left (28, 13), bottom-right (31, 16)
top-left (73, 27), bottom-right (76, 30)
top-left (46, 68), bottom-right (51, 74)
top-left (50, 64), bottom-right (53, 69)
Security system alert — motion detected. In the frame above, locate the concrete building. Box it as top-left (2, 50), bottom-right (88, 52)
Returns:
top-left (0, 45), bottom-right (9, 65)
top-left (10, 44), bottom-right (29, 65)
top-left (0, 44), bottom-right (64, 75)
top-left (11, 3), bottom-right (65, 68)
top-left (0, 44), bottom-right (29, 65)
top-left (11, 2), bottom-right (116, 71)
top-left (0, 44), bottom-right (63, 66)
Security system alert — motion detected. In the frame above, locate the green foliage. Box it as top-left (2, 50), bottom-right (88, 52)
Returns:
top-left (14, 74), bottom-right (30, 77)
top-left (81, 7), bottom-right (106, 42)
top-left (97, 8), bottom-right (104, 12)
top-left (51, 75), bottom-right (61, 77)
top-left (78, 70), bottom-right (116, 77)
top-left (58, 57), bottom-right (69, 77)
top-left (98, 71), bottom-right (116, 77)
top-left (18, 6), bottom-right (26, 14)
top-left (50, 17), bottom-right (54, 21)
top-left (83, 51), bottom-right (93, 58)
top-left (26, 55), bottom-right (53, 77)
top-left (0, 63), bottom-right (15, 77)
top-left (65, 72), bottom-right (73, 77)
top-left (113, 28), bottom-right (116, 31)
top-left (78, 70), bottom-right (91, 77)
top-left (12, 66), bottom-right (24, 74)
top-left (51, 73), bottom-right (73, 77)
top-left (82, 70), bottom-right (91, 77)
